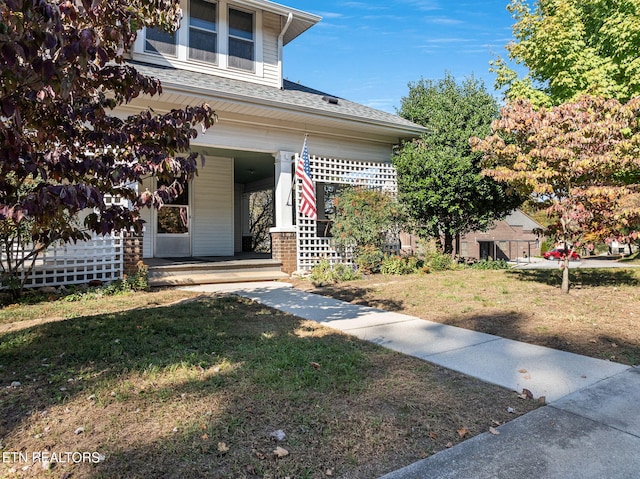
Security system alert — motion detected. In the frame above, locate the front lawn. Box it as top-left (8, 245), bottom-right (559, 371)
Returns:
top-left (0, 289), bottom-right (537, 478)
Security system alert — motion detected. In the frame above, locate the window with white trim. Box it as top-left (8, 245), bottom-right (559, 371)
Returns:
top-left (189, 0), bottom-right (217, 63)
top-left (228, 7), bottom-right (254, 71)
top-left (145, 28), bottom-right (177, 56)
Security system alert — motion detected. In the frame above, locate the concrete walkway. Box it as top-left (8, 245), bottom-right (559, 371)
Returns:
top-left (181, 281), bottom-right (640, 479)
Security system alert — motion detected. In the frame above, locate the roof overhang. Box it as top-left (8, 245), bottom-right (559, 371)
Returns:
top-left (239, 0), bottom-right (322, 45)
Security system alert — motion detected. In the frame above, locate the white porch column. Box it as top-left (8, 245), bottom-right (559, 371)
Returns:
top-left (272, 151), bottom-right (296, 231)
top-left (271, 151), bottom-right (297, 274)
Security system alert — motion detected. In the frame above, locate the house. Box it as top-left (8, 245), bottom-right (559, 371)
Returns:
top-left (16, 0), bottom-right (426, 288)
top-left (458, 209), bottom-right (543, 261)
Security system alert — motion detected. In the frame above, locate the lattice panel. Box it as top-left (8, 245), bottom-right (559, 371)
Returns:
top-left (2, 233), bottom-right (123, 290)
top-left (295, 155), bottom-right (397, 272)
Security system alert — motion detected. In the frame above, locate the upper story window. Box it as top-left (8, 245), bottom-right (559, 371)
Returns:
top-left (145, 28), bottom-right (177, 56)
top-left (228, 7), bottom-right (254, 71)
top-left (189, 0), bottom-right (217, 63)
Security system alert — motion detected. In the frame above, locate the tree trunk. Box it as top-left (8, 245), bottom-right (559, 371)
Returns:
top-left (561, 257), bottom-right (570, 293)
top-left (443, 231), bottom-right (454, 255)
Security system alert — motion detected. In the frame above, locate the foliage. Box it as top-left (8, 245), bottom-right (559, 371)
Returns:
top-left (394, 73), bottom-right (522, 254)
top-left (424, 249), bottom-right (455, 272)
top-left (469, 259), bottom-right (511, 270)
top-left (0, 0), bottom-right (217, 295)
top-left (309, 259), bottom-right (361, 285)
top-left (493, 0), bottom-right (640, 106)
top-left (471, 95), bottom-right (640, 292)
top-left (380, 254), bottom-right (423, 275)
top-left (330, 186), bottom-right (405, 264)
top-left (354, 245), bottom-right (385, 274)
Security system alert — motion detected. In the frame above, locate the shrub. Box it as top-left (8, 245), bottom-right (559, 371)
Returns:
top-left (309, 259), bottom-right (361, 285)
top-left (380, 255), bottom-right (423, 275)
top-left (469, 259), bottom-right (511, 270)
top-left (355, 246), bottom-right (385, 274)
top-left (425, 250), bottom-right (455, 271)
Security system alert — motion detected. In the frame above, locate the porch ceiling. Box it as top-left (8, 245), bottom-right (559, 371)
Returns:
top-left (195, 147), bottom-right (275, 184)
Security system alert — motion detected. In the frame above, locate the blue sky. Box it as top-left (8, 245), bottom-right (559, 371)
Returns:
top-left (282, 0), bottom-right (520, 113)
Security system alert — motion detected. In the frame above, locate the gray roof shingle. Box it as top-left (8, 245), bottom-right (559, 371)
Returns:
top-left (129, 61), bottom-right (426, 135)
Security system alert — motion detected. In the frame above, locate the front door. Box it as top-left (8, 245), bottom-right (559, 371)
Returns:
top-left (155, 183), bottom-right (191, 257)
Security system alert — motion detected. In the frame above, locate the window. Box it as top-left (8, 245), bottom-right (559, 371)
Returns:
top-left (145, 28), bottom-right (177, 56)
top-left (228, 7), bottom-right (254, 71)
top-left (189, 0), bottom-right (217, 63)
top-left (316, 183), bottom-right (341, 237)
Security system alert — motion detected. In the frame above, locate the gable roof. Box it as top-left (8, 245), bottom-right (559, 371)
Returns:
top-left (130, 61), bottom-right (428, 139)
top-left (504, 209), bottom-right (544, 232)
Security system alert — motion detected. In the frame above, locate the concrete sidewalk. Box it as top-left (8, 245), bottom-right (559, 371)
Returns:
top-left (181, 281), bottom-right (639, 478)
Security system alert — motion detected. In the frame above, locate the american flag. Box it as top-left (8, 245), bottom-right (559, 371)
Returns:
top-left (296, 136), bottom-right (317, 220)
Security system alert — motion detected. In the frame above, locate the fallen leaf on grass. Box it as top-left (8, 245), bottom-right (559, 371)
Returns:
top-left (429, 432), bottom-right (437, 440)
top-left (217, 442), bottom-right (229, 453)
top-left (273, 446), bottom-right (289, 458)
top-left (518, 388), bottom-right (534, 400)
top-left (445, 442), bottom-right (454, 448)
top-left (456, 428), bottom-right (469, 438)
top-left (310, 362), bottom-right (321, 370)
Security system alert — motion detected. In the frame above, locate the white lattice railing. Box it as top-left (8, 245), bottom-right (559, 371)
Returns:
top-left (1, 233), bottom-right (123, 290)
top-left (295, 155), bottom-right (397, 272)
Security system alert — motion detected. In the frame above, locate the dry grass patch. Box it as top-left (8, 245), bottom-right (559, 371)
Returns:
top-left (293, 268), bottom-right (640, 366)
top-left (0, 292), bottom-right (538, 478)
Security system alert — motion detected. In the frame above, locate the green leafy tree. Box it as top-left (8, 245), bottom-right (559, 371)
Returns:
top-left (471, 95), bottom-right (640, 293)
top-left (394, 73), bottom-right (522, 254)
top-left (493, 0), bottom-right (640, 106)
top-left (0, 0), bottom-right (216, 295)
top-left (331, 187), bottom-right (405, 273)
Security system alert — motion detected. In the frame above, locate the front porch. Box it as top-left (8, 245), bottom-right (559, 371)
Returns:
top-left (145, 253), bottom-right (289, 287)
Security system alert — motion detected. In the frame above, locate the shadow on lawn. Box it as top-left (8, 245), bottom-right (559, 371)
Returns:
top-left (506, 268), bottom-right (640, 288)
top-left (309, 285), bottom-right (406, 312)
top-left (0, 296), bottom-right (376, 478)
top-left (0, 292), bottom-right (542, 479)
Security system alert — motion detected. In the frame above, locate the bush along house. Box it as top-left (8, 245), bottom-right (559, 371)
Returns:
top-left (14, 0), bottom-right (427, 289)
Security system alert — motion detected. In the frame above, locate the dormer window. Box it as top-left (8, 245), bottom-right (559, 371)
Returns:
top-left (145, 28), bottom-right (177, 56)
top-left (228, 7), bottom-right (254, 71)
top-left (189, 0), bottom-right (217, 63)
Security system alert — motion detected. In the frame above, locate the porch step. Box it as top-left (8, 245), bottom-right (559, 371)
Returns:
top-left (147, 258), bottom-right (290, 287)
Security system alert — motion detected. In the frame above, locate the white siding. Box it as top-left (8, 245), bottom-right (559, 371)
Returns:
top-left (193, 119), bottom-right (395, 163)
top-left (262, 12), bottom-right (280, 86)
top-left (140, 177), bottom-right (154, 258)
top-left (191, 156), bottom-right (235, 256)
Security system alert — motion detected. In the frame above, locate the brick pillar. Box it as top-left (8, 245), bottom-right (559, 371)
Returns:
top-left (271, 231), bottom-right (297, 274)
top-left (123, 230), bottom-right (144, 274)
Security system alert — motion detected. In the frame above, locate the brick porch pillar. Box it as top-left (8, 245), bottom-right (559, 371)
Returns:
top-left (271, 230), bottom-right (297, 274)
top-left (122, 230), bottom-right (144, 275)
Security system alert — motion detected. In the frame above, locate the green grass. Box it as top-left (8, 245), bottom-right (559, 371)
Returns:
top-left (1, 291), bottom-right (536, 478)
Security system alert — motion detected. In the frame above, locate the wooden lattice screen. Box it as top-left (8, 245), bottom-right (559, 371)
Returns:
top-left (2, 195), bottom-right (127, 290)
top-left (1, 233), bottom-right (123, 290)
top-left (295, 155), bottom-right (397, 272)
